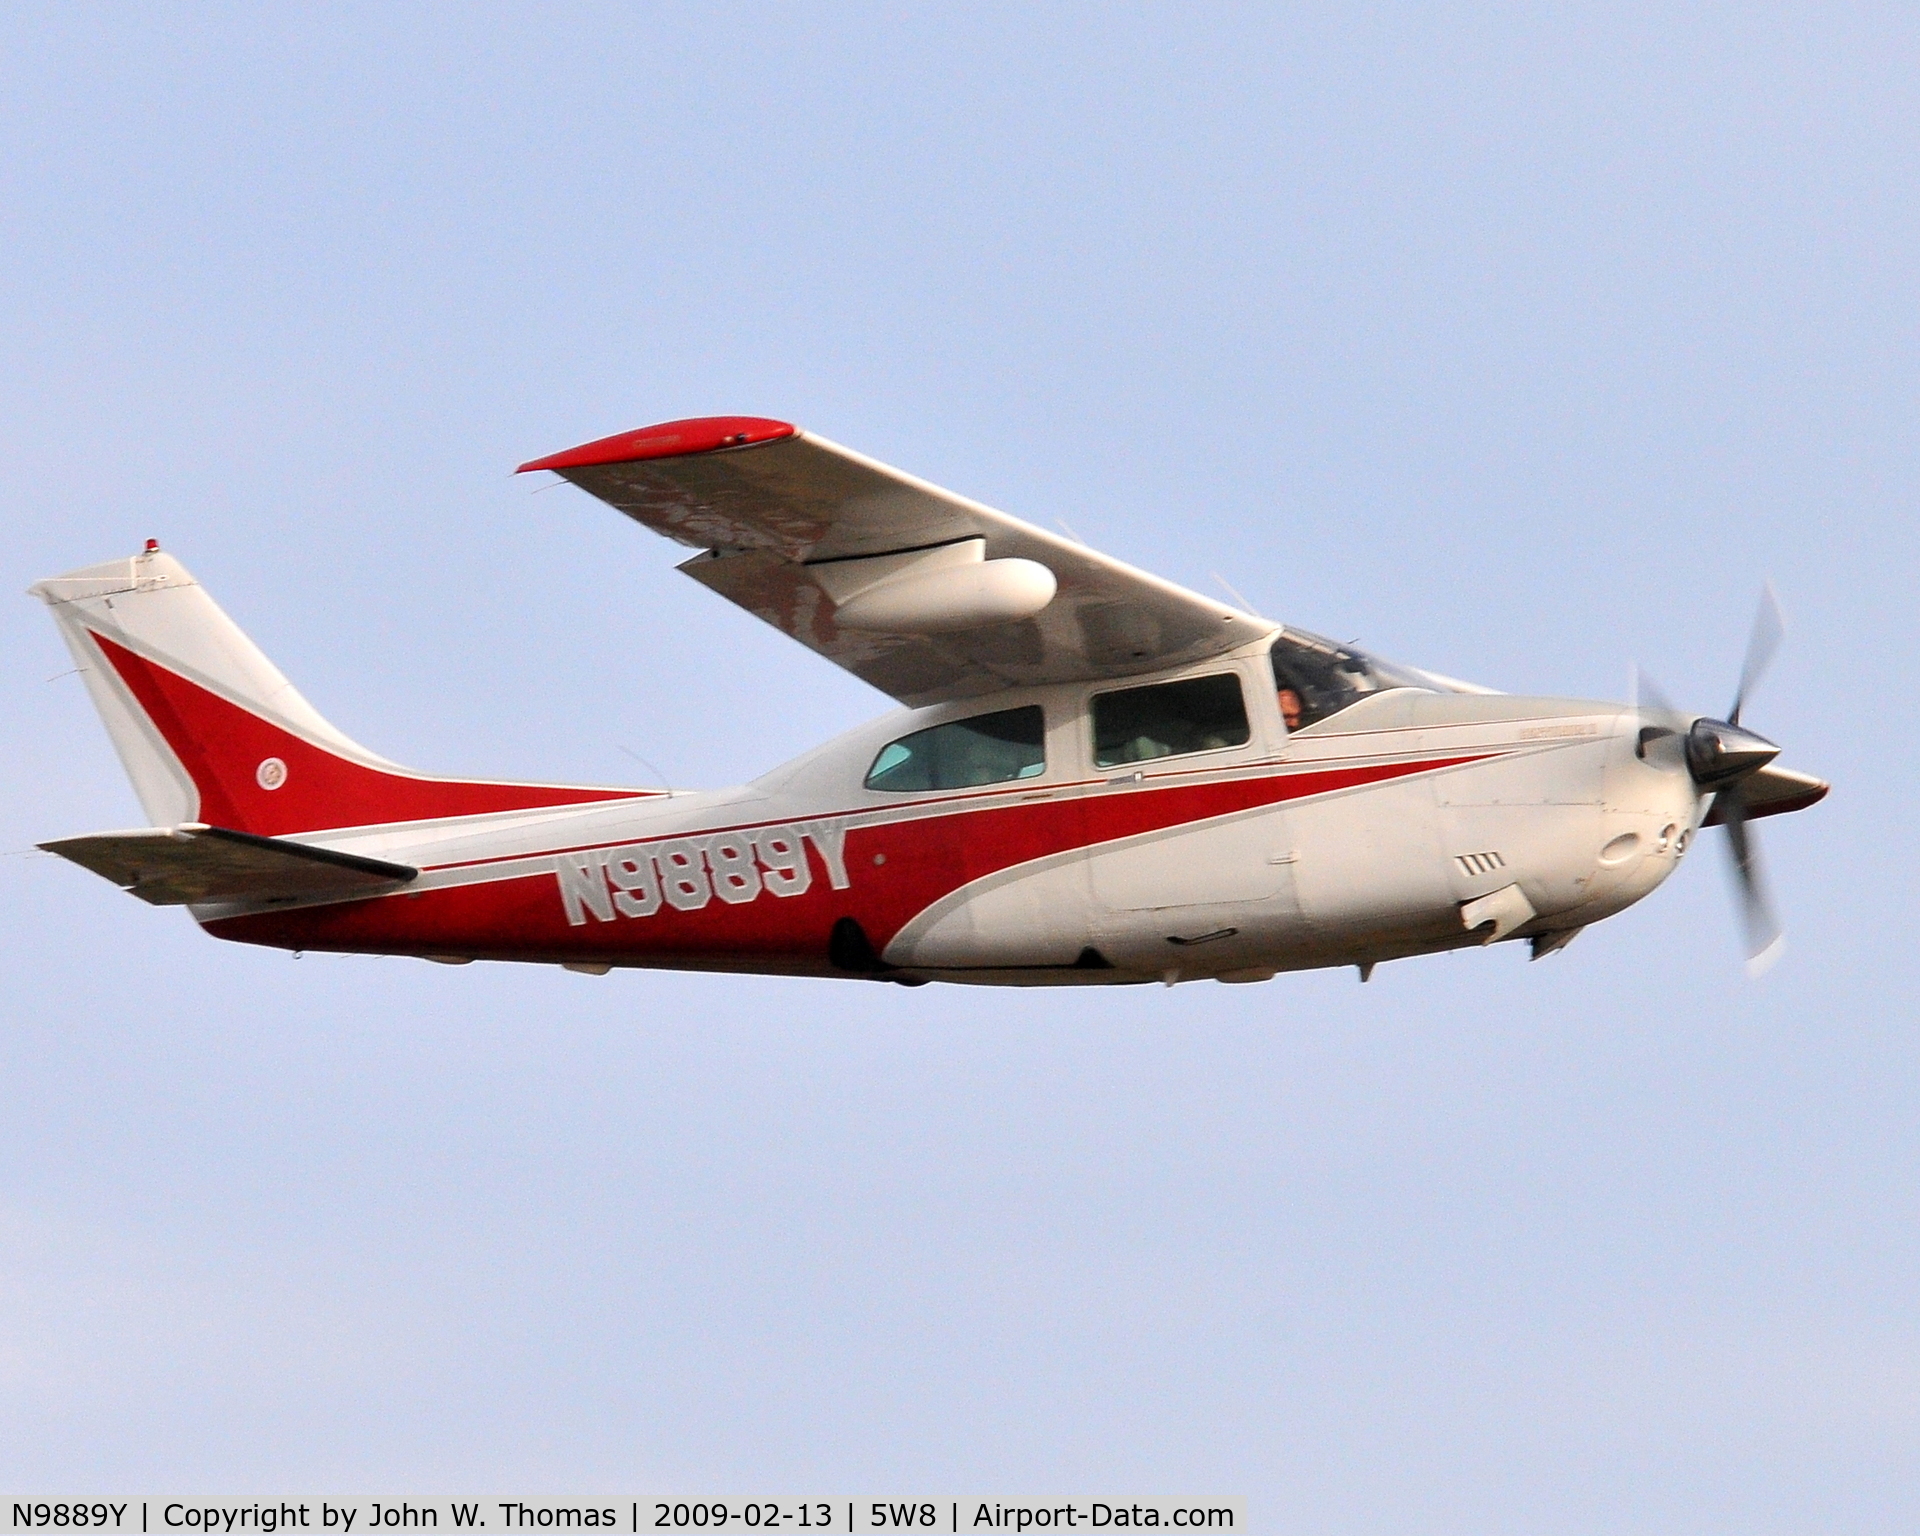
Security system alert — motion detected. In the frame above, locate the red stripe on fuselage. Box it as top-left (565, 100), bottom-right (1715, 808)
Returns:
top-left (89, 630), bottom-right (654, 836)
top-left (206, 751), bottom-right (1496, 962)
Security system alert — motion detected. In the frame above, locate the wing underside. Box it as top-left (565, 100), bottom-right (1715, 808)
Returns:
top-left (521, 418), bottom-right (1272, 705)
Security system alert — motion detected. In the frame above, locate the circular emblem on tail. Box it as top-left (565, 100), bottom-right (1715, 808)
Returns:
top-left (256, 757), bottom-right (288, 790)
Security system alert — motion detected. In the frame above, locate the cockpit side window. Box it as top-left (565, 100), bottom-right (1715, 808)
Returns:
top-left (864, 705), bottom-right (1046, 792)
top-left (1091, 673), bottom-right (1250, 768)
top-left (1270, 629), bottom-right (1429, 732)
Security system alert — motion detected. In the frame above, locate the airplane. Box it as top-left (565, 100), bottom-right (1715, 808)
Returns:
top-left (31, 415), bottom-right (1827, 987)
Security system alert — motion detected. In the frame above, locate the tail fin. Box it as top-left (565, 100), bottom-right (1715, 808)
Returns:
top-left (32, 545), bottom-right (647, 836)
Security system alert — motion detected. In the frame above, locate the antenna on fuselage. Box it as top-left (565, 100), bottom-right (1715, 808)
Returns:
top-left (615, 744), bottom-right (674, 798)
top-left (1210, 571), bottom-right (1260, 618)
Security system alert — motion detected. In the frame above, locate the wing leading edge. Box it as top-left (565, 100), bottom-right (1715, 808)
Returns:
top-left (519, 418), bottom-right (1272, 706)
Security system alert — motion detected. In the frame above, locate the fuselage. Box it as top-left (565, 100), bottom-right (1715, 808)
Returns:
top-left (199, 637), bottom-right (1703, 985)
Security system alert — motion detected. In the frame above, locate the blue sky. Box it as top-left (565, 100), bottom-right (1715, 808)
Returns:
top-left (3, 5), bottom-right (1916, 1528)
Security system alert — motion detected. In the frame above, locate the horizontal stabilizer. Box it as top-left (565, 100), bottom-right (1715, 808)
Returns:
top-left (40, 823), bottom-right (417, 907)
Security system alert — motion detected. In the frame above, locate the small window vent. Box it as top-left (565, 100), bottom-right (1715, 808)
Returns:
top-left (1455, 850), bottom-right (1507, 877)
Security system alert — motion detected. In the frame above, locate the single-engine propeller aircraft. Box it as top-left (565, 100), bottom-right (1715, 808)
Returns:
top-left (33, 416), bottom-right (1827, 985)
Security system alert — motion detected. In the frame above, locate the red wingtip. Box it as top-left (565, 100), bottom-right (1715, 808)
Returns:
top-left (516, 416), bottom-right (797, 474)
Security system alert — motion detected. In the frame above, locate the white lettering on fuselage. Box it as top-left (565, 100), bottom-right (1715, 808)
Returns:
top-left (1517, 722), bottom-right (1599, 739)
top-left (554, 821), bottom-right (842, 925)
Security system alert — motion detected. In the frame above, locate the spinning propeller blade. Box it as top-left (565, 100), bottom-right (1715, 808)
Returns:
top-left (1729, 581), bottom-right (1784, 727)
top-left (1633, 664), bottom-right (1675, 720)
top-left (1644, 586), bottom-right (1793, 974)
top-left (1719, 790), bottom-right (1785, 975)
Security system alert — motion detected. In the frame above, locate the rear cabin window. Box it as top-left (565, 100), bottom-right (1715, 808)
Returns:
top-left (864, 705), bottom-right (1046, 792)
top-left (1091, 673), bottom-right (1250, 768)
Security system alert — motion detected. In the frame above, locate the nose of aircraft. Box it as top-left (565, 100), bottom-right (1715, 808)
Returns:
top-left (1684, 718), bottom-right (1781, 788)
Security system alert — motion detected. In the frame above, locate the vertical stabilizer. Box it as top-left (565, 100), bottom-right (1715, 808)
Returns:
top-left (31, 545), bottom-right (648, 835)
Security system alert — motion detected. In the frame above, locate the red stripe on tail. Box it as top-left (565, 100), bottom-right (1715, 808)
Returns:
top-left (90, 630), bottom-right (650, 835)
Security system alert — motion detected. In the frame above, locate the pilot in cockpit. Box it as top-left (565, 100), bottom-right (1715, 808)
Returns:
top-left (1271, 627), bottom-right (1430, 735)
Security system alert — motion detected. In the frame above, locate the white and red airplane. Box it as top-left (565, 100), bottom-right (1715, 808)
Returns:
top-left (33, 416), bottom-right (1826, 985)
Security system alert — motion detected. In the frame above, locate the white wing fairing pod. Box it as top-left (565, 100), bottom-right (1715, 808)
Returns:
top-left (809, 538), bottom-right (1057, 634)
top-left (837, 557), bottom-right (1055, 633)
top-left (518, 417), bottom-right (1269, 706)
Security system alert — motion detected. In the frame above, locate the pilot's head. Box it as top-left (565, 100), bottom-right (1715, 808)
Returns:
top-left (1278, 686), bottom-right (1303, 732)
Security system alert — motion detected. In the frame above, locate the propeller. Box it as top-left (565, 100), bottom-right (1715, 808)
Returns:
top-left (1720, 792), bottom-right (1783, 975)
top-left (1729, 582), bottom-right (1784, 727)
top-left (1634, 586), bottom-right (1789, 975)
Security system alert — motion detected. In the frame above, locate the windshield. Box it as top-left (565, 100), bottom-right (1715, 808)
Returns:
top-left (1269, 628), bottom-right (1432, 731)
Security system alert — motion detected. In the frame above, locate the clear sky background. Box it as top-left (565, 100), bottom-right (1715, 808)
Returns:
top-left (2, 5), bottom-right (1916, 1529)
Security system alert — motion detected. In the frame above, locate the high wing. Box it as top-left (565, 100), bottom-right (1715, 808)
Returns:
top-left (519, 417), bottom-right (1273, 706)
top-left (41, 824), bottom-right (417, 906)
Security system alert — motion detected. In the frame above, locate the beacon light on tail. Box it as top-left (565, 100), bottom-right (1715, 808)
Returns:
top-left (30, 417), bottom-right (1828, 985)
